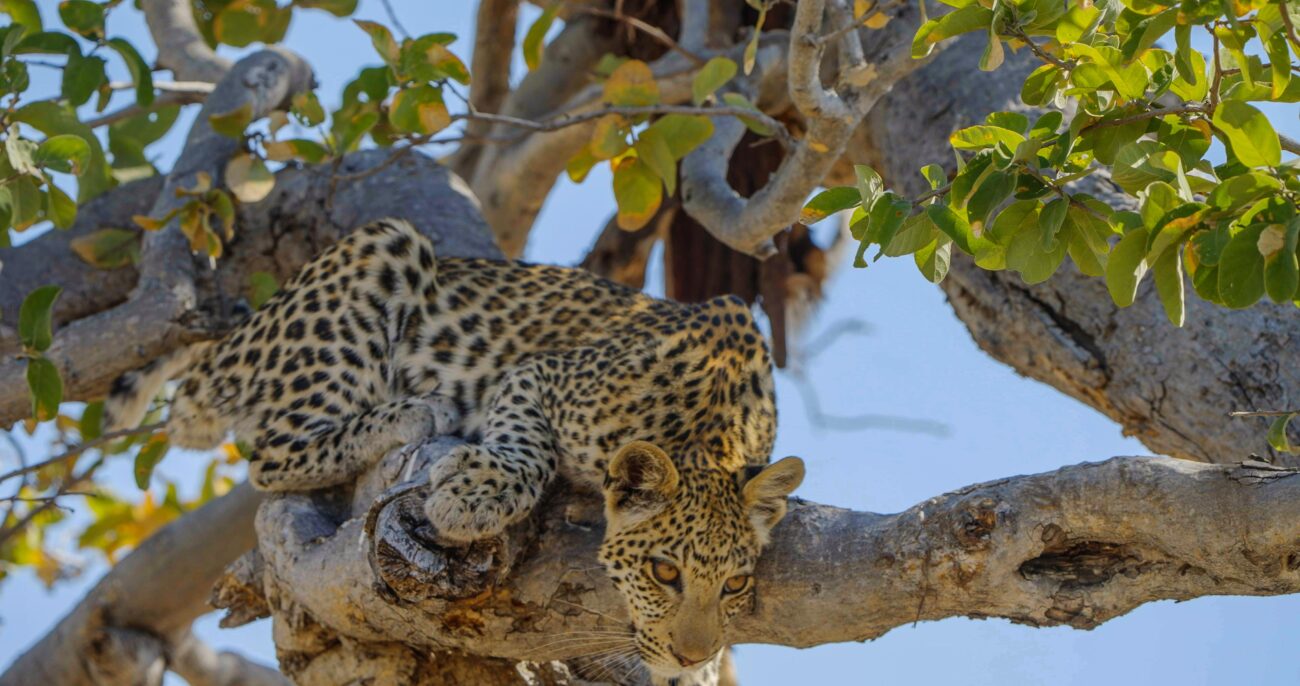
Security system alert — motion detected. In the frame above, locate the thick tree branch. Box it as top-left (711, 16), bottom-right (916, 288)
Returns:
top-left (859, 32), bottom-right (1300, 466)
top-left (0, 149), bottom-right (498, 428)
top-left (0, 484), bottom-right (264, 686)
top-left (445, 0), bottom-right (519, 180)
top-left (169, 632), bottom-right (290, 686)
top-left (680, 0), bottom-right (923, 257)
top-left (221, 441), bottom-right (1300, 680)
top-left (0, 50), bottom-right (313, 429)
top-left (141, 0), bottom-right (232, 84)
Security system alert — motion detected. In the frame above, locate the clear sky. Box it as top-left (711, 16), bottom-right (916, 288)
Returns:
top-left (3, 1), bottom-right (1300, 684)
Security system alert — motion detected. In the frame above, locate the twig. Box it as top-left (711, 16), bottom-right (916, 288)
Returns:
top-left (1280, 0), bottom-right (1300, 51)
top-left (0, 422), bottom-right (164, 485)
top-left (378, 0), bottom-right (412, 39)
top-left (1076, 103), bottom-right (1206, 135)
top-left (576, 7), bottom-right (708, 66)
top-left (458, 104), bottom-right (796, 150)
top-left (1229, 410), bottom-right (1299, 418)
top-left (1006, 27), bottom-right (1075, 70)
top-left (329, 133), bottom-right (470, 185)
top-left (1210, 29), bottom-right (1223, 111)
top-left (914, 182), bottom-right (952, 206)
top-left (816, 0), bottom-right (906, 47)
top-left (82, 89), bottom-right (211, 129)
top-left (1281, 133), bottom-right (1300, 156)
top-left (0, 456), bottom-right (105, 548)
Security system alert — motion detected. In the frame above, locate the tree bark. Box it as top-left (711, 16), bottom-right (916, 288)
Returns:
top-left (212, 438), bottom-right (1300, 685)
top-left (858, 33), bottom-right (1300, 466)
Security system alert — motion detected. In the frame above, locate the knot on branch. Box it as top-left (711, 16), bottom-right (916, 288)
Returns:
top-left (363, 443), bottom-right (537, 604)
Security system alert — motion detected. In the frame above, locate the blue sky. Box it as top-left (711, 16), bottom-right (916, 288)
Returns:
top-left (3, 1), bottom-right (1300, 684)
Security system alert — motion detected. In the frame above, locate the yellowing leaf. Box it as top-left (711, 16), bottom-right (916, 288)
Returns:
top-left (589, 114), bottom-right (630, 160)
top-left (612, 156), bottom-right (662, 230)
top-left (604, 60), bottom-right (659, 107)
top-left (354, 19), bottom-right (399, 64)
top-left (225, 153), bottom-right (275, 203)
top-left (523, 2), bottom-right (559, 70)
top-left (208, 103), bottom-right (252, 139)
top-left (70, 228), bottom-right (140, 269)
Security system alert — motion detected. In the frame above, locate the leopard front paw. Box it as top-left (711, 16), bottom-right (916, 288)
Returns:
top-left (423, 445), bottom-right (522, 543)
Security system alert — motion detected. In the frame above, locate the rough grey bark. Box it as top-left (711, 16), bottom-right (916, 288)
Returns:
top-left (0, 149), bottom-right (499, 427)
top-left (210, 438), bottom-right (1300, 686)
top-left (859, 33), bottom-right (1300, 466)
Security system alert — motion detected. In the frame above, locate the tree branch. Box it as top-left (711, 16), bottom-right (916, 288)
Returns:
top-left (223, 441), bottom-right (1300, 679)
top-left (680, 1), bottom-right (923, 257)
top-left (169, 632), bottom-right (290, 686)
top-left (0, 483), bottom-right (265, 686)
top-left (445, 0), bottom-right (519, 180)
top-left (141, 0), bottom-right (232, 84)
top-left (859, 31), bottom-right (1300, 466)
top-left (0, 148), bottom-right (498, 428)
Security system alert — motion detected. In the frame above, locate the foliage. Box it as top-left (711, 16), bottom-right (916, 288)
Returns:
top-left (809, 0), bottom-right (1300, 324)
top-left (0, 0), bottom-right (1295, 591)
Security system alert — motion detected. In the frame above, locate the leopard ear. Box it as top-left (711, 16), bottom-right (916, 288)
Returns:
top-left (741, 457), bottom-right (805, 545)
top-left (603, 442), bottom-right (679, 528)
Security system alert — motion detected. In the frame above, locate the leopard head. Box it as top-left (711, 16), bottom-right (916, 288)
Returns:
top-left (597, 441), bottom-right (804, 680)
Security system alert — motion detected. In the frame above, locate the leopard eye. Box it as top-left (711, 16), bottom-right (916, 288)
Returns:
top-left (647, 558), bottom-right (681, 587)
top-left (722, 574), bottom-right (751, 595)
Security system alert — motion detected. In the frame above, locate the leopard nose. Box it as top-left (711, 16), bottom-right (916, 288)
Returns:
top-left (671, 649), bottom-right (700, 668)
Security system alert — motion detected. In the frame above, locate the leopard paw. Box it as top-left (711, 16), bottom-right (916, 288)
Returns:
top-left (423, 445), bottom-right (521, 543)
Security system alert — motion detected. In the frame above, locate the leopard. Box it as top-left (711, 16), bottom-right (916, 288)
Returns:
top-left (103, 218), bottom-right (804, 682)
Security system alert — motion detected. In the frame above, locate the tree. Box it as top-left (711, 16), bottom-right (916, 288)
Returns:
top-left (1, 0), bottom-right (1298, 684)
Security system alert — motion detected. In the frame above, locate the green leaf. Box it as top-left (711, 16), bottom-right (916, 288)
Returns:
top-left (950, 125), bottom-right (1025, 151)
top-left (58, 0), bottom-right (103, 39)
top-left (1065, 221), bottom-right (1106, 277)
top-left (863, 193), bottom-right (912, 262)
top-left (915, 236), bottom-right (953, 282)
top-left (1151, 247), bottom-right (1185, 326)
top-left (854, 164), bottom-right (883, 209)
top-left (354, 19), bottom-right (399, 64)
top-left (1262, 220), bottom-right (1299, 303)
top-left (692, 57), bottom-right (737, 105)
top-left (107, 38), bottom-right (154, 107)
top-left (882, 212), bottom-right (937, 257)
top-left (19, 285), bottom-right (61, 352)
top-left (70, 227), bottom-right (140, 269)
top-left (927, 203), bottom-right (982, 255)
top-left (2, 0), bottom-right (43, 36)
top-left (388, 84), bottom-right (450, 135)
top-left (800, 186), bottom-right (861, 224)
top-left (1038, 197), bottom-right (1069, 251)
top-left (1021, 63), bottom-right (1061, 106)
top-left (1106, 227), bottom-right (1151, 307)
top-left (61, 51), bottom-right (105, 107)
top-left (80, 400), bottom-right (103, 441)
top-left (644, 114), bottom-right (714, 159)
top-left (133, 433), bottom-right (170, 489)
top-left (208, 103), bottom-right (253, 139)
top-left (719, 92), bottom-right (773, 136)
top-left (45, 182), bottom-right (76, 229)
top-left (1006, 216), bottom-right (1067, 284)
top-left (634, 127), bottom-right (678, 195)
top-left (612, 157), bottom-right (662, 230)
top-left (1212, 101), bottom-right (1281, 168)
top-left (35, 134), bottom-right (91, 175)
top-left (912, 6), bottom-right (993, 58)
top-left (1267, 414), bottom-right (1296, 453)
top-left (523, 2), bottom-right (559, 70)
top-left (295, 0), bottom-right (358, 16)
top-left (26, 356), bottom-right (61, 422)
top-left (1217, 223), bottom-right (1267, 309)
top-left (249, 271), bottom-right (279, 309)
